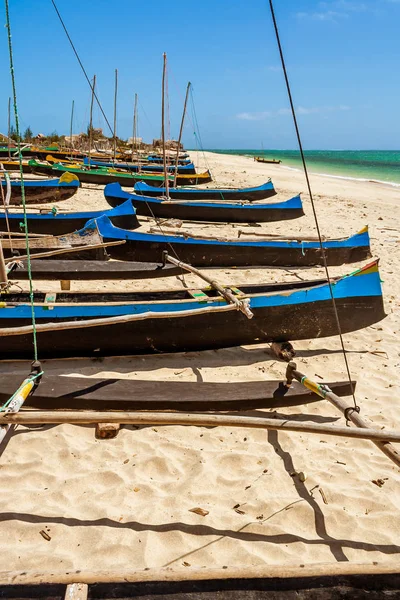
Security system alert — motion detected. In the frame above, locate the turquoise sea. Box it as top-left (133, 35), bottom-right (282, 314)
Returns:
top-left (206, 150), bottom-right (400, 187)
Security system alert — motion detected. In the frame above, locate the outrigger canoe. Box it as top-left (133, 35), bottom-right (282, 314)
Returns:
top-left (0, 172), bottom-right (80, 204)
top-left (134, 180), bottom-right (276, 201)
top-left (94, 215), bottom-right (372, 267)
top-left (29, 159), bottom-right (212, 186)
top-left (83, 157), bottom-right (197, 174)
top-left (0, 260), bottom-right (385, 359)
top-left (0, 198), bottom-right (138, 235)
top-left (104, 183), bottom-right (304, 223)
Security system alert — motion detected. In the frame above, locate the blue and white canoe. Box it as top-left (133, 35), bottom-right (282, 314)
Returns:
top-left (0, 260), bottom-right (385, 359)
top-left (104, 182), bottom-right (303, 223)
top-left (83, 157), bottom-right (196, 174)
top-left (134, 179), bottom-right (277, 201)
top-left (93, 215), bottom-right (372, 267)
top-left (1, 172), bottom-right (80, 205)
top-left (0, 198), bottom-right (138, 235)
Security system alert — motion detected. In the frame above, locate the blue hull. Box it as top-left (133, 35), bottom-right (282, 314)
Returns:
top-left (104, 183), bottom-right (304, 223)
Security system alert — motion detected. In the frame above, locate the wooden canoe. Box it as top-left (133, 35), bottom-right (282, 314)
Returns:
top-left (0, 374), bottom-right (356, 411)
top-left (0, 197), bottom-right (139, 235)
top-left (0, 260), bottom-right (385, 359)
top-left (8, 259), bottom-right (181, 280)
top-left (0, 172), bottom-right (80, 204)
top-left (134, 180), bottom-right (276, 201)
top-left (104, 183), bottom-right (304, 223)
top-left (97, 216), bottom-right (372, 267)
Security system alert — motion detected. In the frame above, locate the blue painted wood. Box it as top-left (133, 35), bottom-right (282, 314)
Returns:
top-left (0, 262), bottom-right (382, 321)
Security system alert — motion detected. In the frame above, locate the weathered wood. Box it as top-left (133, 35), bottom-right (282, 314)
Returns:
top-left (60, 280), bottom-right (71, 291)
top-left (64, 582), bottom-right (88, 600)
top-left (163, 252), bottom-right (253, 318)
top-left (0, 302), bottom-right (238, 337)
top-left (1, 562), bottom-right (399, 587)
top-left (286, 362), bottom-right (400, 468)
top-left (0, 238), bottom-right (8, 287)
top-left (238, 229), bottom-right (326, 240)
top-left (0, 374), bottom-right (356, 411)
top-left (95, 423), bottom-right (120, 439)
top-left (4, 239), bottom-right (124, 263)
top-left (173, 81), bottom-right (191, 188)
top-left (8, 258), bottom-right (180, 280)
top-left (2, 410), bottom-right (400, 443)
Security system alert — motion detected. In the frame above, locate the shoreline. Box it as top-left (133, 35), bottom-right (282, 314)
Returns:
top-left (201, 149), bottom-right (400, 188)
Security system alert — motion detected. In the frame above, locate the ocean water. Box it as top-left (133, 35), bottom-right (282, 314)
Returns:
top-left (207, 150), bottom-right (400, 187)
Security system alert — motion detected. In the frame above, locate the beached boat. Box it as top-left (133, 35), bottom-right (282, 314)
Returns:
top-left (134, 180), bottom-right (276, 201)
top-left (0, 197), bottom-right (138, 235)
top-left (2, 222), bottom-right (123, 261)
top-left (1, 373), bottom-right (355, 411)
top-left (104, 183), bottom-right (304, 223)
top-left (95, 215), bottom-right (371, 267)
top-left (29, 159), bottom-right (212, 186)
top-left (1, 172), bottom-right (80, 204)
top-left (83, 157), bottom-right (197, 174)
top-left (0, 260), bottom-right (384, 359)
top-left (254, 156), bottom-right (282, 164)
top-left (8, 258), bottom-right (181, 281)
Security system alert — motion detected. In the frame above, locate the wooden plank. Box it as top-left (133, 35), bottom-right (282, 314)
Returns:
top-left (65, 583), bottom-right (88, 600)
top-left (1, 562), bottom-right (399, 586)
top-left (187, 289), bottom-right (209, 300)
top-left (0, 375), bottom-right (357, 411)
top-left (95, 423), bottom-right (120, 439)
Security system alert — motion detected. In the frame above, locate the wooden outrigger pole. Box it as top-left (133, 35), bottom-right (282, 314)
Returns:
top-left (88, 75), bottom-right (96, 165)
top-left (285, 362), bottom-right (400, 468)
top-left (173, 81), bottom-right (191, 187)
top-left (161, 53), bottom-right (169, 199)
top-left (113, 68), bottom-right (118, 162)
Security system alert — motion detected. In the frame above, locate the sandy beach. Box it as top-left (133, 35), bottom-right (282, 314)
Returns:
top-left (0, 150), bottom-right (399, 574)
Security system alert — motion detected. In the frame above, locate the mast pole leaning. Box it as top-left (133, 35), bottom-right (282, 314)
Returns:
top-left (69, 99), bottom-right (74, 158)
top-left (88, 75), bottom-right (96, 164)
top-left (113, 68), bottom-right (118, 162)
top-left (7, 97), bottom-right (11, 160)
top-left (132, 92), bottom-right (138, 163)
top-left (173, 81), bottom-right (191, 188)
top-left (161, 53), bottom-right (169, 199)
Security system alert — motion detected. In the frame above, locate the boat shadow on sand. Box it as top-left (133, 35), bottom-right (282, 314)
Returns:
top-left (0, 345), bottom-right (372, 376)
top-left (0, 505), bottom-right (399, 564)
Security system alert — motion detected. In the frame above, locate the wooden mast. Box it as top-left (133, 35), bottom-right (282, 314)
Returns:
top-left (69, 99), bottom-right (74, 158)
top-left (161, 53), bottom-right (169, 199)
top-left (88, 75), bottom-right (96, 164)
top-left (173, 81), bottom-right (191, 188)
top-left (132, 92), bottom-right (138, 162)
top-left (7, 97), bottom-right (11, 160)
top-left (113, 68), bottom-right (118, 162)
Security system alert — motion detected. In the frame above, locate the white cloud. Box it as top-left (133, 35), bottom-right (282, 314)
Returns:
top-left (296, 0), bottom-right (378, 21)
top-left (236, 111), bottom-right (272, 121)
top-left (236, 106), bottom-right (351, 120)
top-left (296, 9), bottom-right (346, 21)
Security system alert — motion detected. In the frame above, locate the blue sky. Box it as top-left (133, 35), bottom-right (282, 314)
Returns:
top-left (2, 0), bottom-right (400, 149)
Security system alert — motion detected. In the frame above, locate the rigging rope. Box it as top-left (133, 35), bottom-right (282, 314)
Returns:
top-left (5, 0), bottom-right (38, 362)
top-left (268, 0), bottom-right (357, 410)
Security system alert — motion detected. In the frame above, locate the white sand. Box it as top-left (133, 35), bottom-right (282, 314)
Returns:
top-left (0, 151), bottom-right (399, 574)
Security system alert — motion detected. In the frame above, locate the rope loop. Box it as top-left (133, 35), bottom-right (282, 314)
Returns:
top-left (344, 405), bottom-right (360, 426)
